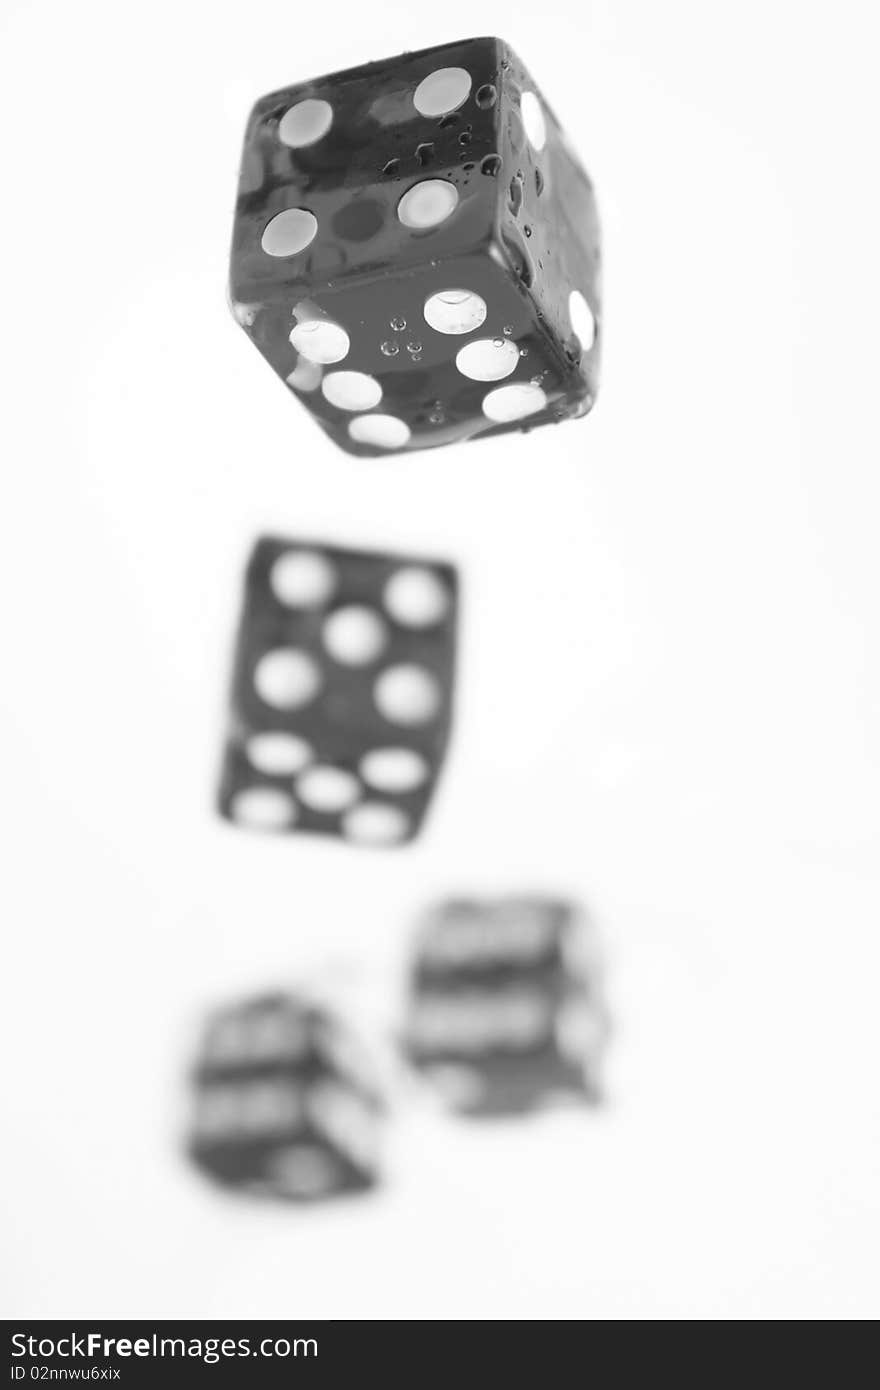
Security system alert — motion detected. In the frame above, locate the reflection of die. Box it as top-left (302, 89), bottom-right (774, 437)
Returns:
top-left (229, 37), bottom-right (600, 456)
top-left (402, 898), bottom-right (607, 1115)
top-left (187, 993), bottom-right (383, 1202)
top-left (217, 537), bottom-right (457, 846)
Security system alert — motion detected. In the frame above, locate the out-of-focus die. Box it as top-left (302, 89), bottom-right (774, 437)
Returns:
top-left (402, 897), bottom-right (607, 1115)
top-left (230, 37), bottom-right (600, 456)
top-left (187, 992), bottom-right (383, 1201)
top-left (217, 536), bottom-right (457, 846)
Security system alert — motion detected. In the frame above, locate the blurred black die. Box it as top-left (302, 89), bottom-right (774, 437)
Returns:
top-left (403, 897), bottom-right (607, 1115)
top-left (230, 37), bottom-right (600, 455)
top-left (187, 993), bottom-right (382, 1202)
top-left (217, 537), bottom-right (457, 846)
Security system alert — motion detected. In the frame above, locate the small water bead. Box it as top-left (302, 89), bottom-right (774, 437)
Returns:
top-left (535, 168), bottom-right (545, 197)
top-left (523, 226), bottom-right (532, 238)
top-left (519, 346), bottom-right (529, 357)
top-left (480, 153), bottom-right (502, 177)
top-left (390, 316), bottom-right (407, 332)
top-left (380, 341), bottom-right (399, 356)
top-left (508, 174), bottom-right (524, 217)
top-left (458, 131), bottom-right (472, 146)
top-left (503, 325), bottom-right (513, 335)
top-left (475, 83), bottom-right (497, 109)
top-left (406, 341), bottom-right (422, 355)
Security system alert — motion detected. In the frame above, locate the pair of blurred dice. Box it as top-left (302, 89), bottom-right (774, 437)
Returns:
top-left (188, 897), bottom-right (608, 1202)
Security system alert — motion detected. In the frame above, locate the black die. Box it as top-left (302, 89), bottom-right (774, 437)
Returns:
top-left (187, 993), bottom-right (383, 1202)
top-left (217, 537), bottom-right (457, 846)
top-left (402, 897), bottom-right (607, 1115)
top-left (229, 37), bottom-right (600, 456)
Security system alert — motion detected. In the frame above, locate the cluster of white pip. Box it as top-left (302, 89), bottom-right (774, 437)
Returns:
top-left (230, 550), bottom-right (449, 844)
top-left (254, 67), bottom-right (595, 444)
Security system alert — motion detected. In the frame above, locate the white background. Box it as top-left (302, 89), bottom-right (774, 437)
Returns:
top-left (1, 0), bottom-right (878, 1320)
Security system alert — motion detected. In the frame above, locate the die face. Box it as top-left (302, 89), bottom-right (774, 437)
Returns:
top-left (493, 43), bottom-right (601, 409)
top-left (403, 898), bottom-right (607, 1115)
top-left (217, 537), bottom-right (458, 846)
top-left (230, 37), bottom-right (600, 455)
top-left (187, 994), bottom-right (381, 1201)
top-left (231, 37), bottom-right (504, 305)
top-left (242, 251), bottom-right (579, 455)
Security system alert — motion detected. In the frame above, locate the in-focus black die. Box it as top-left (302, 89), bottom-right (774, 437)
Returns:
top-left (187, 992), bottom-right (383, 1202)
top-left (402, 897), bottom-right (607, 1115)
top-left (229, 37), bottom-right (600, 456)
top-left (217, 536), bottom-right (457, 846)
